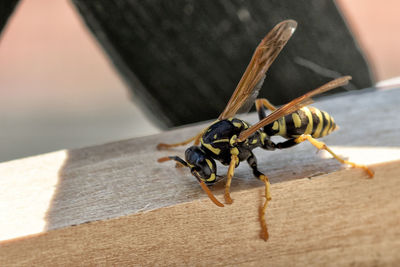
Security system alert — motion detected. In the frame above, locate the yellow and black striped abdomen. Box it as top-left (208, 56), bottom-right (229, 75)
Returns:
top-left (265, 106), bottom-right (337, 139)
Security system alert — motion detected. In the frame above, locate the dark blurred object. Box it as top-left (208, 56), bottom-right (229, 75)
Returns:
top-left (72, 1), bottom-right (373, 127)
top-left (0, 0), bottom-right (19, 35)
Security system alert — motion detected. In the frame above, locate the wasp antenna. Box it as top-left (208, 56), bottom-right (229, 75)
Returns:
top-left (157, 156), bottom-right (172, 163)
top-left (158, 156), bottom-right (189, 168)
top-left (199, 180), bottom-right (225, 207)
top-left (192, 170), bottom-right (224, 207)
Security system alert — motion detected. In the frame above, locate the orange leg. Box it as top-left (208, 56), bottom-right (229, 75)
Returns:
top-left (157, 130), bottom-right (204, 150)
top-left (224, 154), bottom-right (239, 204)
top-left (259, 174), bottom-right (271, 241)
top-left (247, 152), bottom-right (271, 241)
top-left (294, 135), bottom-right (374, 177)
top-left (255, 98), bottom-right (277, 112)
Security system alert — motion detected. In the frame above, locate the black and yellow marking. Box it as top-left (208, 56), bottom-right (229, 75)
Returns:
top-left (200, 118), bottom-right (250, 163)
top-left (261, 105), bottom-right (337, 139)
top-left (156, 20), bottom-right (361, 242)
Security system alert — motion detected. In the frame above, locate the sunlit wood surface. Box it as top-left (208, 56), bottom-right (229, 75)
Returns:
top-left (1, 88), bottom-right (399, 265)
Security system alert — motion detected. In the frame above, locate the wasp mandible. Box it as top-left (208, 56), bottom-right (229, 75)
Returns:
top-left (157, 20), bottom-right (374, 240)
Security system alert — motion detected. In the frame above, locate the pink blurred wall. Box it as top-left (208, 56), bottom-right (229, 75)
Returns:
top-left (337, 0), bottom-right (400, 81)
top-left (0, 0), bottom-right (159, 161)
top-left (0, 0), bottom-right (131, 113)
top-left (1, 0), bottom-right (399, 112)
top-left (0, 0), bottom-right (399, 161)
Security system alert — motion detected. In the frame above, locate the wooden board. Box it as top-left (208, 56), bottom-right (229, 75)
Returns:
top-left (1, 161), bottom-right (399, 266)
top-left (1, 88), bottom-right (400, 265)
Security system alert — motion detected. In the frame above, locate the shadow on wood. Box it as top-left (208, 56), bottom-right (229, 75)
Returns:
top-left (0, 88), bottom-right (399, 265)
top-left (44, 88), bottom-right (400, 232)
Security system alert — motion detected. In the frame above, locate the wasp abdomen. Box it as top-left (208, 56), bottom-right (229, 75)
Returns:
top-left (265, 106), bottom-right (337, 139)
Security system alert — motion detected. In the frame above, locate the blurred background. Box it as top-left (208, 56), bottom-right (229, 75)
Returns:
top-left (0, 0), bottom-right (399, 162)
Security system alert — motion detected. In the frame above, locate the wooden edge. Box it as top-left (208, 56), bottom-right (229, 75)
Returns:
top-left (1, 88), bottom-right (400, 265)
top-left (1, 160), bottom-right (399, 266)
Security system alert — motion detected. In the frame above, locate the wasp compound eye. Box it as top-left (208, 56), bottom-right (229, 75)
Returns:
top-left (185, 146), bottom-right (205, 165)
top-left (157, 20), bottom-right (372, 241)
top-left (185, 146), bottom-right (217, 183)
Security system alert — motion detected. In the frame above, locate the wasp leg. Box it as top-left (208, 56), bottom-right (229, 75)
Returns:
top-left (157, 130), bottom-right (204, 150)
top-left (292, 135), bottom-right (374, 177)
top-left (157, 156), bottom-right (224, 207)
top-left (225, 154), bottom-right (239, 204)
top-left (256, 98), bottom-right (277, 133)
top-left (247, 152), bottom-right (271, 241)
top-left (255, 98), bottom-right (277, 113)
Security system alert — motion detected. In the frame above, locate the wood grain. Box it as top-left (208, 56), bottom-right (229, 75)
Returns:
top-left (1, 161), bottom-right (399, 266)
top-left (1, 88), bottom-right (400, 265)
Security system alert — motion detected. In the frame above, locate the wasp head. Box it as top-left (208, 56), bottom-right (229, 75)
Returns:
top-left (185, 146), bottom-right (217, 184)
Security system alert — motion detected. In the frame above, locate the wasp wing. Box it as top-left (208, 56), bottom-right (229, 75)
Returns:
top-left (235, 75), bottom-right (266, 115)
top-left (218, 20), bottom-right (297, 120)
top-left (238, 76), bottom-right (352, 141)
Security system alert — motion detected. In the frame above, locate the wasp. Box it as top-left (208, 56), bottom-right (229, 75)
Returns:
top-left (157, 20), bottom-right (374, 240)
